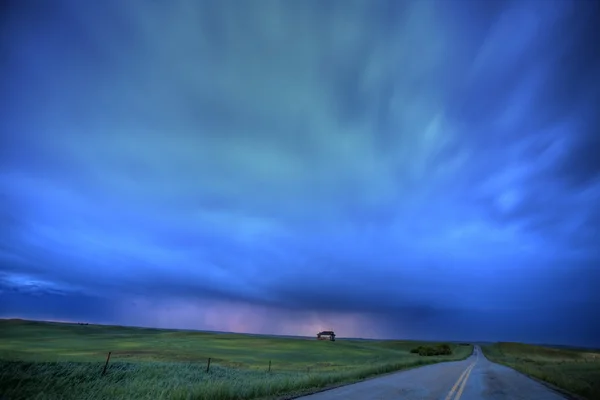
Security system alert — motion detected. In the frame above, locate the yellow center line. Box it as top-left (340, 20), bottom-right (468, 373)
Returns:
top-left (444, 363), bottom-right (473, 400)
top-left (445, 348), bottom-right (479, 400)
top-left (454, 362), bottom-right (475, 400)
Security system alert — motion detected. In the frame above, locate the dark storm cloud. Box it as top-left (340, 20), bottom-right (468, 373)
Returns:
top-left (555, 120), bottom-right (600, 190)
top-left (1, 0), bottom-right (599, 345)
top-left (0, 289), bottom-right (116, 324)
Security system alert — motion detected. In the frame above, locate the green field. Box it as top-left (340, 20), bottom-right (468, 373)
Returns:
top-left (0, 319), bottom-right (472, 400)
top-left (482, 342), bottom-right (600, 400)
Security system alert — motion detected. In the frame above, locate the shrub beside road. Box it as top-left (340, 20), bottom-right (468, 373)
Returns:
top-left (410, 343), bottom-right (453, 356)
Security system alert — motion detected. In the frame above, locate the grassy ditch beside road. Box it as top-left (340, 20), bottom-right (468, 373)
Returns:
top-left (482, 342), bottom-right (600, 400)
top-left (0, 319), bottom-right (472, 400)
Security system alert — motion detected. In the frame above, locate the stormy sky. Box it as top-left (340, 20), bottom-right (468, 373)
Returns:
top-left (1, 0), bottom-right (599, 347)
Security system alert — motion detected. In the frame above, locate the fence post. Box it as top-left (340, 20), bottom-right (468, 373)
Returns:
top-left (102, 352), bottom-right (112, 376)
top-left (268, 360), bottom-right (271, 373)
top-left (206, 357), bottom-right (211, 373)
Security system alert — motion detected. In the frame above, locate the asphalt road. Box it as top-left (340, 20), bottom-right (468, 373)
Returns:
top-left (297, 346), bottom-right (568, 400)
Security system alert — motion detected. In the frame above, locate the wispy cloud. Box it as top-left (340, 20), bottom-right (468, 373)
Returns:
top-left (1, 0), bottom-right (599, 347)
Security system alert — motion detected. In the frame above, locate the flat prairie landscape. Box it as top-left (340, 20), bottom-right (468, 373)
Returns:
top-left (482, 342), bottom-right (600, 400)
top-left (0, 319), bottom-right (471, 400)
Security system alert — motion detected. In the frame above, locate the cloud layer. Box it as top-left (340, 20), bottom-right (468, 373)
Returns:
top-left (1, 0), bottom-right (599, 347)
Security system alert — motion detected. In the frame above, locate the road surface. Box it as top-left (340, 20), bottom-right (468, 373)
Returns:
top-left (297, 346), bottom-right (568, 400)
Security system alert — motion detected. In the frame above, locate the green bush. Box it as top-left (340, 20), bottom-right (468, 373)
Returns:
top-left (410, 344), bottom-right (453, 356)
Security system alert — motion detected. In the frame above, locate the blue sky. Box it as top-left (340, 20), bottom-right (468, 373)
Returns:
top-left (1, 0), bottom-right (599, 347)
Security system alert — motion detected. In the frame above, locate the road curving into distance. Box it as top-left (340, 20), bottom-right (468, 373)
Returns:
top-left (296, 345), bottom-right (569, 400)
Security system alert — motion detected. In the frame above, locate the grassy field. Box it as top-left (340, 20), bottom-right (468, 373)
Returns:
top-left (482, 342), bottom-right (600, 400)
top-left (0, 319), bottom-right (472, 400)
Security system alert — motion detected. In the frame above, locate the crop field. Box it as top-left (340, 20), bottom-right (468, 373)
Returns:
top-left (0, 319), bottom-right (472, 400)
top-left (482, 342), bottom-right (600, 400)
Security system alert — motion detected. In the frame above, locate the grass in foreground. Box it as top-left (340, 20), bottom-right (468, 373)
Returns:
top-left (0, 319), bottom-right (472, 400)
top-left (482, 342), bottom-right (600, 400)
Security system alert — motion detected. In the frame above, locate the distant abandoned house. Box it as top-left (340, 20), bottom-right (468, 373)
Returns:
top-left (317, 330), bottom-right (336, 341)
